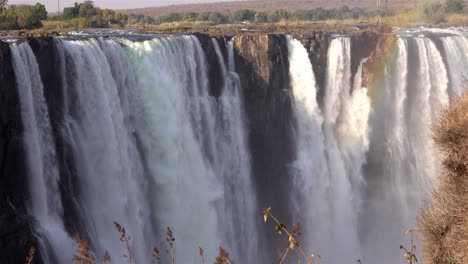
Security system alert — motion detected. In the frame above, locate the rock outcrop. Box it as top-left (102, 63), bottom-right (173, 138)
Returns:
top-left (232, 34), bottom-right (296, 256)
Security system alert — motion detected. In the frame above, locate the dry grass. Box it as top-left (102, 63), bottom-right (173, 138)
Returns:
top-left (445, 13), bottom-right (468, 26)
top-left (42, 20), bottom-right (70, 30)
top-left (419, 92), bottom-right (468, 264)
top-left (136, 21), bottom-right (215, 32)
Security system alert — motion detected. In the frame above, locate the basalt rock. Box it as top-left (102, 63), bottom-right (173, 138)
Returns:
top-left (232, 34), bottom-right (295, 256)
top-left (28, 37), bottom-right (85, 239)
top-left (195, 34), bottom-right (230, 98)
top-left (0, 40), bottom-right (41, 264)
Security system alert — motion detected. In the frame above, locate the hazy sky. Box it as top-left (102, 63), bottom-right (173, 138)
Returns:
top-left (9, 0), bottom-right (234, 12)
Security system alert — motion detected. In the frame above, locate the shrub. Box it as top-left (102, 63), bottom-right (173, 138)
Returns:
top-left (230, 9), bottom-right (255, 22)
top-left (445, 0), bottom-right (465, 13)
top-left (254, 11), bottom-right (268, 22)
top-left (269, 9), bottom-right (291, 22)
top-left (419, 91), bottom-right (468, 264)
top-left (208, 12), bottom-right (228, 24)
top-left (421, 2), bottom-right (447, 23)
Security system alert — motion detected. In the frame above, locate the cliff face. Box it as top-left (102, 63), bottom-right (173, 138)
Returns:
top-left (232, 34), bottom-right (295, 257)
top-left (0, 42), bottom-right (41, 264)
top-left (0, 30), bottom-right (382, 261)
top-left (28, 38), bottom-right (85, 241)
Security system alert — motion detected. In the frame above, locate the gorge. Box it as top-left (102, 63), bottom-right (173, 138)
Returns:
top-left (0, 27), bottom-right (467, 264)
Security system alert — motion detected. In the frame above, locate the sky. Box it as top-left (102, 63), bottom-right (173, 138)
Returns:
top-left (8, 0), bottom-right (234, 12)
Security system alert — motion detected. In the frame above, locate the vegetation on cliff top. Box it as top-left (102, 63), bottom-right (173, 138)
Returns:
top-left (0, 0), bottom-right (467, 32)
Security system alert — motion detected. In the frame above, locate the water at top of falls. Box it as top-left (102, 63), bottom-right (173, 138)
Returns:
top-left (10, 42), bottom-right (75, 264)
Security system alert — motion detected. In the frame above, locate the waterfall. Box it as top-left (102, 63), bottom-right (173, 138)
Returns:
top-left (4, 29), bottom-right (468, 264)
top-left (56, 38), bottom-right (152, 263)
top-left (10, 43), bottom-right (74, 263)
top-left (211, 39), bottom-right (258, 263)
top-left (441, 35), bottom-right (468, 97)
top-left (286, 36), bottom-right (371, 263)
top-left (286, 35), bottom-right (328, 252)
top-left (322, 37), bottom-right (364, 262)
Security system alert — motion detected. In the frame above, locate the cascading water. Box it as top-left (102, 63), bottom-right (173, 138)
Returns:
top-left (3, 28), bottom-right (468, 264)
top-left (211, 39), bottom-right (258, 263)
top-left (286, 35), bottom-right (329, 253)
top-left (57, 38), bottom-right (152, 263)
top-left (286, 35), bottom-right (371, 263)
top-left (10, 43), bottom-right (75, 263)
top-left (440, 35), bottom-right (468, 97)
top-left (8, 35), bottom-right (258, 263)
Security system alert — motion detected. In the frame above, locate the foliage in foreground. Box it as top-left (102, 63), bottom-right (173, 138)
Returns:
top-left (419, 91), bottom-right (468, 264)
top-left (24, 207), bottom-right (422, 264)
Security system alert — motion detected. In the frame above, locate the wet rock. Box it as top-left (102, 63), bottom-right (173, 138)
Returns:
top-left (0, 40), bottom-right (40, 264)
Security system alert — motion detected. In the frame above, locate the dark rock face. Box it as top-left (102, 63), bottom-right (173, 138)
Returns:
top-left (232, 34), bottom-right (296, 255)
top-left (28, 37), bottom-right (85, 239)
top-left (0, 41), bottom-right (41, 264)
top-left (297, 32), bottom-right (330, 105)
top-left (350, 30), bottom-right (380, 89)
top-left (195, 34), bottom-right (229, 98)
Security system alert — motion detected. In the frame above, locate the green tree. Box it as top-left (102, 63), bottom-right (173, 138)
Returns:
top-left (312, 8), bottom-right (330, 20)
top-left (182, 12), bottom-right (197, 21)
top-left (165, 12), bottom-right (182, 22)
top-left (231, 9), bottom-right (255, 22)
top-left (33, 3), bottom-right (47, 20)
top-left (0, 0), bottom-right (7, 12)
top-left (197, 11), bottom-right (211, 21)
top-left (78, 1), bottom-right (96, 18)
top-left (421, 2), bottom-right (446, 23)
top-left (63, 2), bottom-right (79, 19)
top-left (0, 10), bottom-right (17, 29)
top-left (269, 9), bottom-right (290, 22)
top-left (445, 0), bottom-right (465, 13)
top-left (208, 12), bottom-right (228, 24)
top-left (6, 4), bottom-right (44, 29)
top-left (254, 11), bottom-right (268, 22)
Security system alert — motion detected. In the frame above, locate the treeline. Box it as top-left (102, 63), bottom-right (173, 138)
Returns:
top-left (50, 1), bottom-right (128, 28)
top-left (0, 3), bottom-right (47, 30)
top-left (421, 0), bottom-right (466, 23)
top-left (150, 7), bottom-right (389, 25)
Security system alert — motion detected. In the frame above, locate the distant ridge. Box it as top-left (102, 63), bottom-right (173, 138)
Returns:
top-left (119, 0), bottom-right (444, 17)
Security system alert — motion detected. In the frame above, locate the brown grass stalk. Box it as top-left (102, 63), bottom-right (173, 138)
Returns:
top-left (114, 222), bottom-right (133, 264)
top-left (263, 207), bottom-right (320, 264)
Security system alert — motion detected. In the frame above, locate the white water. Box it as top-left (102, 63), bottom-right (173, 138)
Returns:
top-left (10, 43), bottom-right (74, 263)
top-left (287, 36), bottom-right (371, 263)
top-left (211, 39), bottom-right (258, 262)
top-left (58, 38), bottom-right (152, 263)
top-left (7, 31), bottom-right (468, 264)
top-left (441, 35), bottom-right (468, 97)
top-left (286, 35), bottom-right (329, 253)
top-left (285, 34), bottom-right (456, 264)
